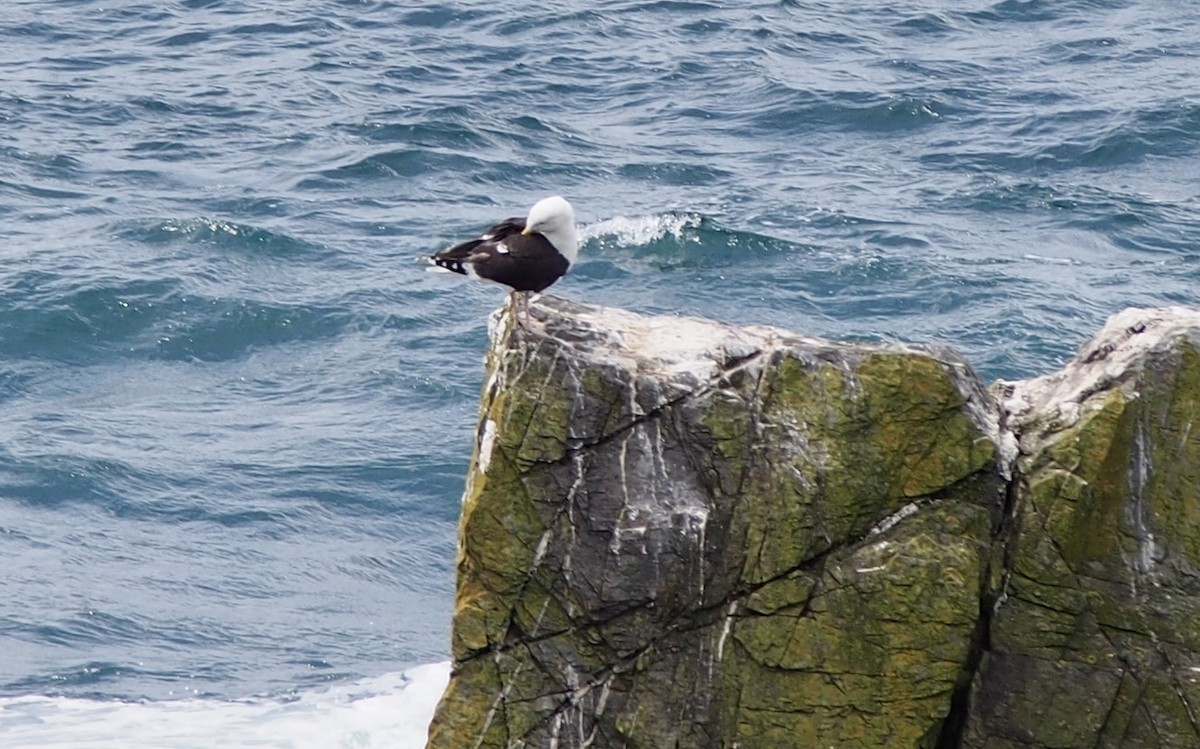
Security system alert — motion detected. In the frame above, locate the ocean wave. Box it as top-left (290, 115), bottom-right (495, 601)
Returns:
top-left (150, 298), bottom-right (352, 362)
top-left (922, 100), bottom-right (1200, 175)
top-left (570, 212), bottom-right (816, 287)
top-left (0, 269), bottom-right (350, 363)
top-left (315, 149), bottom-right (491, 183)
top-left (580, 212), bottom-right (703, 247)
top-left (0, 662), bottom-right (449, 749)
top-left (116, 218), bottom-right (325, 257)
top-left (748, 90), bottom-right (948, 134)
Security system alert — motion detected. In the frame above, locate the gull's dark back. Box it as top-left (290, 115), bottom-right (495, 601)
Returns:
top-left (430, 217), bottom-right (524, 275)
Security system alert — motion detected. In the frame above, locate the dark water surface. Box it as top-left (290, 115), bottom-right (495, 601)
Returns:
top-left (1, 0), bottom-right (1198, 715)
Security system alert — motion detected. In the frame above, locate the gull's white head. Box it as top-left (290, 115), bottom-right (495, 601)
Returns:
top-left (522, 195), bottom-right (578, 264)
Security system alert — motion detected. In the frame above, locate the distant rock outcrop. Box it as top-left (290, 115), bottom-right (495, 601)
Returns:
top-left (426, 298), bottom-right (1200, 749)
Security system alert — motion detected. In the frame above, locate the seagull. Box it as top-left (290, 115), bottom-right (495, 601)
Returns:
top-left (426, 196), bottom-right (578, 324)
top-left (429, 198), bottom-right (578, 291)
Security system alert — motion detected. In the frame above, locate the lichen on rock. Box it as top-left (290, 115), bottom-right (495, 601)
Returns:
top-left (428, 296), bottom-right (1002, 748)
top-left (427, 298), bottom-right (1200, 749)
top-left (966, 307), bottom-right (1200, 749)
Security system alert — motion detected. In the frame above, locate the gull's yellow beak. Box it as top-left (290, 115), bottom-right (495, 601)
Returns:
top-left (520, 227), bottom-right (534, 236)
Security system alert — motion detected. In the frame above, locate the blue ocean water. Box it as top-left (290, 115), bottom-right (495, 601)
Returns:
top-left (1, 0), bottom-right (1198, 744)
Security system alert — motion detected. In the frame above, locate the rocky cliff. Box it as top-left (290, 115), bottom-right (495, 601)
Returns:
top-left (426, 298), bottom-right (1200, 749)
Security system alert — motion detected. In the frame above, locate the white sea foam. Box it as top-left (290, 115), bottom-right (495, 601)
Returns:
top-left (579, 213), bottom-right (701, 246)
top-left (0, 662), bottom-right (450, 749)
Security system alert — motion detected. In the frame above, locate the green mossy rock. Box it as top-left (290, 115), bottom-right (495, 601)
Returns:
top-left (428, 297), bottom-right (1001, 748)
top-left (966, 307), bottom-right (1200, 749)
top-left (426, 300), bottom-right (1200, 749)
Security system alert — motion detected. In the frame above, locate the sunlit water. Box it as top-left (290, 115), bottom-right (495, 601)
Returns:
top-left (1, 0), bottom-right (1198, 745)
